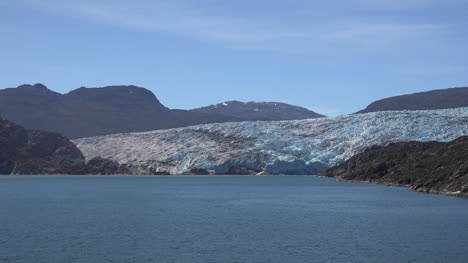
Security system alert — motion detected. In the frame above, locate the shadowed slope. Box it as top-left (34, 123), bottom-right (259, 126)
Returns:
top-left (357, 87), bottom-right (468, 113)
top-left (321, 137), bottom-right (468, 197)
top-left (191, 100), bottom-right (324, 121)
top-left (0, 84), bottom-right (238, 138)
top-left (0, 117), bottom-right (129, 175)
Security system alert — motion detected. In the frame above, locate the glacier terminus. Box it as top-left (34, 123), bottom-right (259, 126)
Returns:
top-left (74, 108), bottom-right (468, 175)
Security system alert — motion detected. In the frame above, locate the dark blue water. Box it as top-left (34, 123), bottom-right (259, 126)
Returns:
top-left (1, 176), bottom-right (467, 263)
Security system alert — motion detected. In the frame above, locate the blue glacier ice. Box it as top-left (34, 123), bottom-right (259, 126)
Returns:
top-left (74, 108), bottom-right (468, 175)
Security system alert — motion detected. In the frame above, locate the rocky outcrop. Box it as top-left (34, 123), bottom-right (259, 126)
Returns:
top-left (191, 101), bottom-right (324, 121)
top-left (52, 157), bottom-right (131, 175)
top-left (0, 117), bottom-right (29, 174)
top-left (357, 87), bottom-right (468, 113)
top-left (0, 118), bottom-right (129, 175)
top-left (74, 107), bottom-right (468, 175)
top-left (12, 130), bottom-right (85, 175)
top-left (320, 137), bottom-right (468, 197)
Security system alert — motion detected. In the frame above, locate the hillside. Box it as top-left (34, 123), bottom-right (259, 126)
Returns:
top-left (0, 84), bottom-right (324, 138)
top-left (191, 101), bottom-right (324, 121)
top-left (0, 117), bottom-right (128, 175)
top-left (0, 84), bottom-right (238, 138)
top-left (357, 87), bottom-right (468, 113)
top-left (74, 108), bottom-right (468, 175)
top-left (320, 137), bottom-right (468, 197)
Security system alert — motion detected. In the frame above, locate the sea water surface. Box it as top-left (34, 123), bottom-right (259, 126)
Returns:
top-left (0, 176), bottom-right (467, 263)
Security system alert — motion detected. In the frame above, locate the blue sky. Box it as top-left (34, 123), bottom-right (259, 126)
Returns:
top-left (1, 0), bottom-right (468, 115)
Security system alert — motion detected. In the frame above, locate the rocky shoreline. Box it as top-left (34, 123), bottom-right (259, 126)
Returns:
top-left (336, 179), bottom-right (468, 197)
top-left (321, 137), bottom-right (468, 197)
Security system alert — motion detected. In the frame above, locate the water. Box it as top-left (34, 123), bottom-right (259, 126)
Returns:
top-left (0, 176), bottom-right (467, 263)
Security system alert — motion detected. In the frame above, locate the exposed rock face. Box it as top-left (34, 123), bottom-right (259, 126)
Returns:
top-left (320, 137), bottom-right (468, 197)
top-left (12, 130), bottom-right (85, 175)
top-left (0, 118), bottom-right (29, 174)
top-left (0, 118), bottom-right (129, 175)
top-left (74, 107), bottom-right (468, 175)
top-left (191, 101), bottom-right (324, 121)
top-left (0, 84), bottom-right (322, 139)
top-left (357, 87), bottom-right (468, 113)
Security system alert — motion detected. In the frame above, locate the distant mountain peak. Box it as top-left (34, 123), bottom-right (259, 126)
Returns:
top-left (68, 85), bottom-right (152, 94)
top-left (17, 83), bottom-right (51, 91)
top-left (0, 84), bottom-right (325, 138)
top-left (191, 100), bottom-right (325, 121)
top-left (64, 85), bottom-right (166, 108)
top-left (357, 87), bottom-right (468, 113)
top-left (0, 84), bottom-right (240, 138)
top-left (12, 83), bottom-right (60, 97)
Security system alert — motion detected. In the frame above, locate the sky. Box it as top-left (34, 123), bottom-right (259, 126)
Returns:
top-left (1, 0), bottom-right (468, 116)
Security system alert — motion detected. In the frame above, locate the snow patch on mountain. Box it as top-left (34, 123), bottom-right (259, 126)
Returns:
top-left (74, 108), bottom-right (468, 175)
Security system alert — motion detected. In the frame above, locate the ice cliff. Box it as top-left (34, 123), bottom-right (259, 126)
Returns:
top-left (73, 108), bottom-right (468, 175)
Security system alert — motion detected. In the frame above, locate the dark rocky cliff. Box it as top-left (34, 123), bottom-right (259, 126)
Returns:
top-left (0, 118), bottom-right (129, 175)
top-left (357, 87), bottom-right (468, 113)
top-left (321, 137), bottom-right (468, 197)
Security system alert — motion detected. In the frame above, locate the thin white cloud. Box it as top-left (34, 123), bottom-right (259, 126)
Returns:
top-left (326, 23), bottom-right (446, 44)
top-left (9, 0), bottom-right (458, 52)
top-left (352, 0), bottom-right (468, 9)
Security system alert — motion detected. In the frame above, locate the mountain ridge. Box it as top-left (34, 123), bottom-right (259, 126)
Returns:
top-left (357, 87), bottom-right (468, 113)
top-left (0, 117), bottom-right (129, 175)
top-left (0, 84), bottom-right (239, 138)
top-left (0, 84), bottom-right (323, 139)
top-left (191, 100), bottom-right (324, 121)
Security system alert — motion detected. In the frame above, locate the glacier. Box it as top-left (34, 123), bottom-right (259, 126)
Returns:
top-left (73, 108), bottom-right (468, 175)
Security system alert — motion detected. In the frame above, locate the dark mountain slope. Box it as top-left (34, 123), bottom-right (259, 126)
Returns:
top-left (357, 87), bottom-right (468, 113)
top-left (321, 137), bottom-right (468, 197)
top-left (0, 118), bottom-right (129, 175)
top-left (0, 84), bottom-right (238, 138)
top-left (0, 84), bottom-right (324, 138)
top-left (0, 84), bottom-right (62, 133)
top-left (191, 100), bottom-right (325, 121)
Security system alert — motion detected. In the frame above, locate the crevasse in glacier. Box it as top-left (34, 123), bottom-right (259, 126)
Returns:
top-left (74, 108), bottom-right (468, 175)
